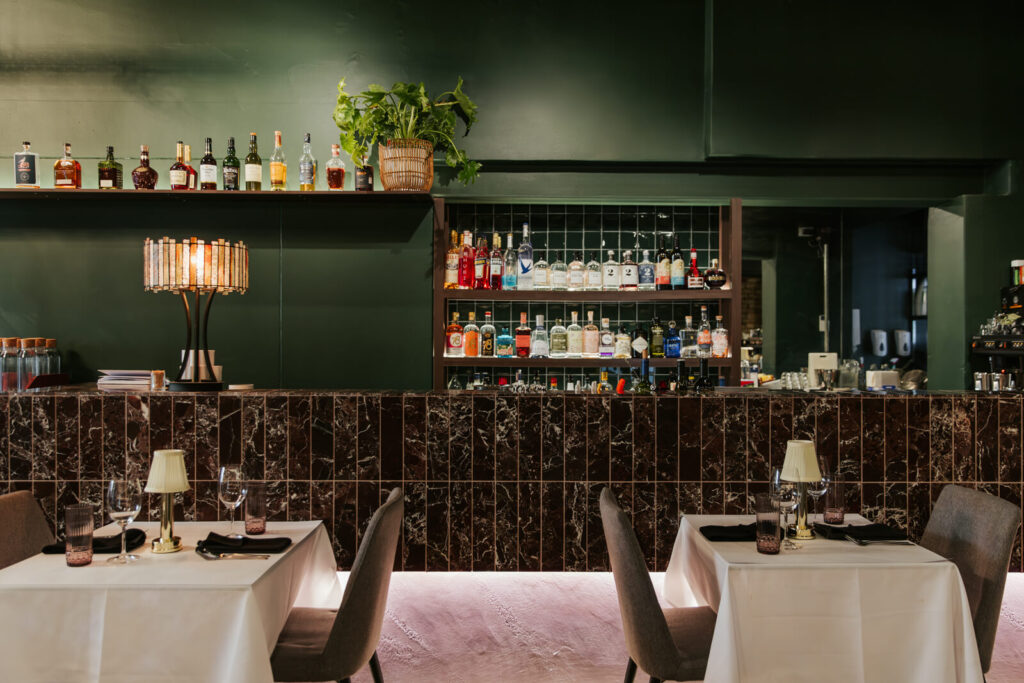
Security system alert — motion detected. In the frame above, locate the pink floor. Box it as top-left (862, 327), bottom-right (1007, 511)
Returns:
top-left (338, 572), bottom-right (1024, 682)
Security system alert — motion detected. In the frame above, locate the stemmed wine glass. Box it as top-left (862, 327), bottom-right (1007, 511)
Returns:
top-left (770, 467), bottom-right (800, 549)
top-left (807, 458), bottom-right (831, 520)
top-left (107, 479), bottom-right (142, 564)
top-left (218, 466), bottom-right (247, 539)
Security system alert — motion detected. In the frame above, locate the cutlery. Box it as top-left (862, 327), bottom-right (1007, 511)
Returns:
top-left (196, 549), bottom-right (270, 560)
top-left (844, 535), bottom-right (914, 546)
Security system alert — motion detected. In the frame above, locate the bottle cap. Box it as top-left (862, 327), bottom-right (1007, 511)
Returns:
top-left (2, 338), bottom-right (18, 348)
top-left (45, 339), bottom-right (56, 348)
top-left (22, 141), bottom-right (30, 146)
top-left (106, 145), bottom-right (114, 154)
top-left (141, 144), bottom-right (149, 152)
top-left (304, 133), bottom-right (311, 143)
top-left (20, 338), bottom-right (33, 349)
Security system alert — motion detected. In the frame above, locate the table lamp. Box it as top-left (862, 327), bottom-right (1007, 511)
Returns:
top-left (145, 449), bottom-right (190, 553)
top-left (143, 237), bottom-right (249, 392)
top-left (781, 439), bottom-right (822, 540)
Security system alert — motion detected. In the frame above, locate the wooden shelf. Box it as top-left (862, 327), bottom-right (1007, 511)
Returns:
top-left (0, 188), bottom-right (432, 203)
top-left (441, 357), bottom-right (732, 368)
top-left (443, 288), bottom-right (732, 302)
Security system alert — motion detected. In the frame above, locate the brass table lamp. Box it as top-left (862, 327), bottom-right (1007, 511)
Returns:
top-left (144, 449), bottom-right (190, 553)
top-left (781, 440), bottom-right (822, 540)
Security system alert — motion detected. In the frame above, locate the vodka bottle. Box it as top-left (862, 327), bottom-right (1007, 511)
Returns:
top-left (566, 311), bottom-right (583, 358)
top-left (530, 315), bottom-right (550, 358)
top-left (516, 223), bottom-right (534, 290)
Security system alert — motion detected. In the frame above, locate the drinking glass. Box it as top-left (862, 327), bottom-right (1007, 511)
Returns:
top-left (770, 467), bottom-right (800, 549)
top-left (106, 480), bottom-right (142, 564)
top-left (824, 472), bottom-right (846, 524)
top-left (218, 466), bottom-right (247, 538)
top-left (755, 493), bottom-right (781, 555)
top-left (807, 458), bottom-right (831, 518)
top-left (244, 481), bottom-right (266, 535)
top-left (65, 503), bottom-right (94, 567)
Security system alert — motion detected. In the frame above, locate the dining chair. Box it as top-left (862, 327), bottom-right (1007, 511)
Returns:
top-left (270, 488), bottom-right (404, 683)
top-left (600, 487), bottom-right (716, 683)
top-left (919, 484), bottom-right (1021, 674)
top-left (0, 490), bottom-right (55, 570)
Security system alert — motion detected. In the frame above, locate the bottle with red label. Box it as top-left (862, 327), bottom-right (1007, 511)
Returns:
top-left (474, 236), bottom-right (490, 289)
top-left (458, 231), bottom-right (475, 289)
top-left (514, 312), bottom-right (532, 358)
top-left (697, 305), bottom-right (712, 358)
top-left (489, 233), bottom-right (504, 290)
top-left (445, 312), bottom-right (464, 357)
top-left (686, 248), bottom-right (704, 289)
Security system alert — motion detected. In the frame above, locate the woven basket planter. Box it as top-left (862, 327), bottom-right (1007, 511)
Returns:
top-left (378, 138), bottom-right (434, 191)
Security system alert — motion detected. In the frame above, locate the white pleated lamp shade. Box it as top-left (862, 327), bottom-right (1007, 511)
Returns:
top-left (781, 440), bottom-right (822, 482)
top-left (144, 449), bottom-right (190, 493)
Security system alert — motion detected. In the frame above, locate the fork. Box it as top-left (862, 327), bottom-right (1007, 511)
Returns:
top-left (196, 549), bottom-right (270, 560)
top-left (844, 535), bottom-right (914, 546)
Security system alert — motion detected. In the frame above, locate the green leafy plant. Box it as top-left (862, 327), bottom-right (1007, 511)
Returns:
top-left (332, 78), bottom-right (481, 185)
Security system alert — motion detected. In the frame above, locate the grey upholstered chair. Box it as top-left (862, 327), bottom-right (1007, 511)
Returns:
top-left (600, 487), bottom-right (716, 683)
top-left (271, 488), bottom-right (404, 683)
top-left (919, 484), bottom-right (1020, 674)
top-left (0, 490), bottom-right (54, 570)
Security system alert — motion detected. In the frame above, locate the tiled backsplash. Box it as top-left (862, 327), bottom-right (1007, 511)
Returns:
top-left (2, 390), bottom-right (1021, 572)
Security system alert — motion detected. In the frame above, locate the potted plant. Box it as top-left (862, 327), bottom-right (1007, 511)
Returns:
top-left (332, 78), bottom-right (480, 190)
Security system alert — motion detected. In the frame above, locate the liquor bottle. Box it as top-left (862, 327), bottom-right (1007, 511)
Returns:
top-left (97, 146), bottom-right (123, 189)
top-left (534, 252), bottom-right (550, 290)
top-left (704, 258), bottom-right (727, 289)
top-left (530, 315), bottom-right (550, 358)
top-left (474, 236), bottom-right (490, 289)
top-left (711, 315), bottom-right (729, 358)
top-left (458, 231), bottom-right (475, 289)
top-left (650, 317), bottom-right (665, 358)
top-left (299, 133), bottom-right (316, 191)
top-left (355, 156), bottom-right (374, 191)
top-left (550, 253), bottom-right (568, 290)
top-left (222, 137), bottom-right (240, 191)
top-left (670, 236), bottom-right (687, 289)
top-left (687, 247), bottom-right (704, 289)
top-left (681, 315), bottom-right (698, 358)
top-left (599, 317), bottom-right (615, 358)
top-left (585, 252), bottom-right (603, 291)
top-left (269, 131), bottom-right (287, 190)
top-left (515, 312), bottom-right (532, 358)
top-left (131, 145), bottom-right (159, 189)
top-left (0, 338), bottom-right (18, 391)
top-left (184, 144), bottom-right (198, 189)
top-left (599, 371), bottom-right (614, 394)
top-left (445, 312), bottom-right (464, 357)
top-left (664, 321), bottom-right (681, 358)
top-left (550, 318), bottom-right (568, 358)
top-left (480, 311), bottom-right (497, 357)
top-left (13, 141), bottom-right (39, 188)
top-left (443, 230), bottom-right (460, 290)
top-left (53, 143), bottom-right (81, 189)
top-left (517, 223), bottom-right (534, 290)
top-left (326, 144), bottom-right (346, 190)
top-left (603, 250), bottom-right (620, 290)
top-left (632, 356), bottom-right (652, 395)
top-left (567, 311), bottom-right (583, 358)
top-left (631, 325), bottom-right (649, 359)
top-left (656, 237), bottom-right (671, 290)
top-left (613, 326), bottom-right (632, 359)
top-left (503, 232), bottom-right (518, 290)
top-left (168, 141), bottom-right (188, 190)
top-left (44, 338), bottom-right (60, 374)
top-left (638, 249), bottom-right (656, 291)
top-left (567, 252), bottom-right (585, 291)
top-left (18, 338), bottom-right (38, 390)
top-left (489, 234), bottom-right (504, 290)
top-left (199, 138), bottom-right (217, 190)
top-left (582, 311), bottom-right (600, 358)
top-left (245, 133), bottom-right (262, 191)
top-left (697, 306), bottom-right (712, 358)
top-left (620, 249), bottom-right (639, 291)
top-left (496, 327), bottom-right (515, 357)
top-left (464, 312), bottom-right (480, 357)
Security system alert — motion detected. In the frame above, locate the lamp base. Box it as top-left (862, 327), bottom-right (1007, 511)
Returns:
top-left (151, 535), bottom-right (183, 553)
top-left (167, 380), bottom-right (222, 393)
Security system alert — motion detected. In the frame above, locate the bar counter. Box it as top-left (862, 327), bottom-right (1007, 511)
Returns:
top-left (2, 387), bottom-right (1021, 572)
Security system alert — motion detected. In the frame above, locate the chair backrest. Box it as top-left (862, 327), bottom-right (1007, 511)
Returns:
top-left (0, 490), bottom-right (55, 570)
top-left (919, 484), bottom-right (1020, 672)
top-left (324, 488), bottom-right (404, 677)
top-left (600, 487), bottom-right (681, 679)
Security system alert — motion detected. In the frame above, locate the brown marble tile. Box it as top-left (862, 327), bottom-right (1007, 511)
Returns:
top-left (494, 481), bottom-right (517, 570)
top-left (403, 482), bottom-right (427, 571)
top-left (541, 482), bottom-right (564, 571)
top-left (264, 396), bottom-right (287, 480)
top-left (310, 395), bottom-right (334, 481)
top-left (679, 482), bottom-right (701, 515)
top-left (931, 397), bottom-right (954, 482)
top-left (746, 397), bottom-right (769, 482)
top-left (426, 483), bottom-right (450, 570)
top-left (907, 482), bottom-right (931, 542)
top-left (239, 395), bottom-right (265, 481)
top-left (633, 482), bottom-right (656, 571)
top-left (587, 396), bottom-right (611, 482)
top-left (0, 396), bottom-right (7, 482)
top-left (843, 481), bottom-right (862, 515)
top-left (999, 397), bottom-right (1022, 484)
top-left (655, 397), bottom-right (679, 482)
top-left (194, 480), bottom-right (219, 522)
top-left (679, 397), bottom-right (701, 481)
top-left (473, 482), bottom-right (496, 570)
top-left (768, 397), bottom-right (792, 474)
top-left (977, 397), bottom-right (998, 482)
top-left (149, 394), bottom-right (173, 452)
top-left (518, 481), bottom-right (541, 571)
top-left (519, 396), bottom-right (543, 480)
top-left (951, 396), bottom-right (975, 483)
top-left (588, 482), bottom-right (615, 571)
top-left (286, 396), bottom-right (311, 481)
top-left (55, 479), bottom-right (79, 533)
top-left (655, 482), bottom-right (680, 571)
top-left (380, 480), bottom-right (404, 571)
top-left (403, 396), bottom-right (427, 481)
top-left (701, 482), bottom-right (723, 514)
top-left (266, 480), bottom-right (287, 522)
top-left (125, 395), bottom-right (149, 484)
top-left (218, 395), bottom-right (242, 472)
top-left (310, 480), bottom-right (333, 530)
top-left (883, 483), bottom-right (908, 531)
top-left (814, 396), bottom-right (839, 473)
top-left (31, 481), bottom-right (55, 535)
top-left (861, 482), bottom-right (884, 524)
top-left (885, 398), bottom-right (908, 483)
top-left (334, 396), bottom-right (357, 481)
top-left (610, 397), bottom-right (633, 482)
top-left (724, 483), bottom-right (746, 514)
top-left (195, 395), bottom-right (218, 481)
top-left (723, 396), bottom-right (746, 482)
top-left (172, 396), bottom-right (197, 480)
top-left (55, 396), bottom-right (78, 481)
top-left (495, 396), bottom-right (519, 480)
top-left (564, 482), bottom-right (588, 571)
top-left (861, 397), bottom-right (885, 482)
top-left (561, 395), bottom-right (583, 481)
top-left (633, 397), bottom-right (656, 483)
top-left (907, 397), bottom-right (930, 483)
top-left (472, 395), bottom-right (495, 482)
top-left (449, 481), bottom-right (473, 571)
top-left (449, 395), bottom-right (472, 482)
top-left (379, 396), bottom-right (404, 481)
top-left (426, 395), bottom-right (450, 482)
top-left (333, 481), bottom-right (357, 570)
top-left (793, 396), bottom-right (815, 441)
top-left (700, 397), bottom-right (724, 482)
top-left (102, 394), bottom-right (125, 482)
top-left (356, 481), bottom-right (379, 546)
top-left (357, 395), bottom-right (381, 481)
top-left (29, 397), bottom-right (55, 481)
top-left (838, 397), bottom-right (861, 481)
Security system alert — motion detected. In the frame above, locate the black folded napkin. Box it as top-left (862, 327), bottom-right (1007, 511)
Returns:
top-left (700, 523), bottom-right (757, 542)
top-left (813, 522), bottom-right (908, 542)
top-left (196, 532), bottom-right (292, 555)
top-left (43, 528), bottom-right (147, 554)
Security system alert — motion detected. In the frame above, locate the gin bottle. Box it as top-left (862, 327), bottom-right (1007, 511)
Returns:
top-left (697, 306), bottom-right (712, 358)
top-left (613, 326), bottom-right (632, 359)
top-left (603, 250), bottom-right (620, 291)
top-left (650, 316), bottom-right (665, 358)
top-left (711, 315), bottom-right (729, 358)
top-left (567, 252), bottom-right (585, 291)
top-left (534, 252), bottom-right (550, 290)
top-left (585, 252), bottom-right (603, 291)
top-left (582, 311), bottom-right (600, 358)
top-left (549, 318), bottom-right (568, 358)
top-left (620, 249), bottom-right (639, 291)
top-left (664, 321), bottom-right (681, 358)
top-left (503, 232), bottom-right (518, 290)
top-left (496, 327), bottom-right (515, 357)
top-left (550, 253), bottom-right (568, 290)
top-left (516, 223), bottom-right (534, 290)
top-left (566, 311), bottom-right (583, 358)
top-left (681, 315), bottom-right (698, 358)
top-left (638, 250), bottom-right (656, 291)
top-left (530, 315), bottom-right (550, 358)
top-left (599, 318), bottom-right (615, 358)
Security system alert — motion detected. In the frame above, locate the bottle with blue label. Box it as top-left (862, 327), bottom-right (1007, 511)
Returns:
top-left (516, 222), bottom-right (534, 290)
top-left (638, 249), bottom-right (656, 290)
top-left (664, 321), bottom-right (682, 358)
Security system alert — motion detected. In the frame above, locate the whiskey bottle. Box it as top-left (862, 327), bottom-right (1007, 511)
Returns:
top-left (582, 311), bottom-right (600, 358)
top-left (269, 131), bottom-right (286, 190)
top-left (489, 233), bottom-right (504, 290)
top-left (503, 232), bottom-right (518, 290)
top-left (199, 138), bottom-right (218, 190)
top-left (656, 237), bottom-right (671, 290)
top-left (458, 231), bottom-right (475, 289)
top-left (697, 306), bottom-right (712, 358)
top-left (619, 249), bottom-right (639, 290)
top-left (496, 327), bottom-right (515, 357)
top-left (585, 252), bottom-right (603, 291)
top-left (464, 312), bottom-right (480, 357)
top-left (534, 252), bottom-right (550, 290)
top-left (638, 249), bottom-right (656, 291)
top-left (354, 156), bottom-right (374, 191)
top-left (474, 236), bottom-right (490, 289)
top-left (670, 236), bottom-right (686, 289)
top-left (603, 250), bottom-right (620, 290)
top-left (184, 144), bottom-right (197, 190)
top-left (299, 133), bottom-right (316, 191)
top-left (515, 312), bottom-right (532, 358)
top-left (443, 230), bottom-right (460, 290)
top-left (222, 137), bottom-right (240, 191)
top-left (53, 143), bottom-right (81, 189)
top-left (704, 258), bottom-right (727, 289)
top-left (97, 146), bottom-right (123, 189)
top-left (711, 315), bottom-right (729, 358)
top-left (599, 318), bottom-right (615, 358)
top-left (516, 223), bottom-right (534, 290)
top-left (550, 253), bottom-right (568, 290)
top-left (480, 311), bottom-right (497, 357)
top-left (326, 144), bottom-right (346, 190)
top-left (567, 252), bottom-right (585, 291)
top-left (131, 145), bottom-right (159, 190)
top-left (686, 248), bottom-right (704, 289)
top-left (650, 317), bottom-right (665, 358)
top-left (530, 315), bottom-right (550, 358)
top-left (169, 141), bottom-right (188, 190)
top-left (13, 141), bottom-right (39, 188)
top-left (244, 133), bottom-right (262, 191)
top-left (567, 311), bottom-right (583, 358)
top-left (444, 312), bottom-right (464, 358)
top-left (550, 318), bottom-right (568, 358)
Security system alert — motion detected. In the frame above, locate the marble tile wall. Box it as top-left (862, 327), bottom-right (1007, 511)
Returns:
top-left (1, 391), bottom-right (1021, 572)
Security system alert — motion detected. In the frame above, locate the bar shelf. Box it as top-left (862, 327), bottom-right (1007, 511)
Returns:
top-left (443, 289), bottom-right (732, 302)
top-left (440, 357), bottom-right (731, 368)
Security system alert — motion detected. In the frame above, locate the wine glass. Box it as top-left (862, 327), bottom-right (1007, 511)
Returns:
top-left (807, 458), bottom-right (831, 519)
top-left (770, 467), bottom-right (800, 549)
top-left (218, 466), bottom-right (247, 539)
top-left (106, 479), bottom-right (142, 564)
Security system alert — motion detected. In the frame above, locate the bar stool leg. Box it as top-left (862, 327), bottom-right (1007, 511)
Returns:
top-left (624, 657), bottom-right (638, 682)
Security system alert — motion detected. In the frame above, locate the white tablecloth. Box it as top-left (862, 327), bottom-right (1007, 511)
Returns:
top-left (664, 514), bottom-right (984, 683)
top-left (0, 521), bottom-right (341, 683)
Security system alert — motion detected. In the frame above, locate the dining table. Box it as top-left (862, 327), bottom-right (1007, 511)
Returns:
top-left (0, 520), bottom-right (341, 683)
top-left (663, 513), bottom-right (984, 683)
